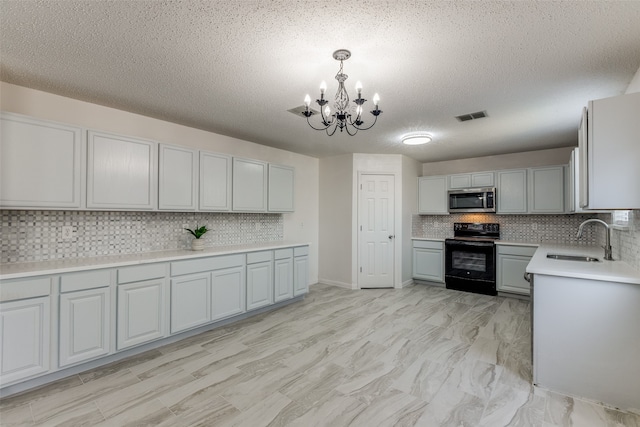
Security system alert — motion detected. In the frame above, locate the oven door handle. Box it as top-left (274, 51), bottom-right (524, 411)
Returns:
top-left (445, 240), bottom-right (494, 248)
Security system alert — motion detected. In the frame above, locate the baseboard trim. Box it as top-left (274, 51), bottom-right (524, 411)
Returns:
top-left (318, 278), bottom-right (354, 289)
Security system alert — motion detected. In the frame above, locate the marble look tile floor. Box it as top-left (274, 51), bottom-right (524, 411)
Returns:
top-left (1, 283), bottom-right (638, 427)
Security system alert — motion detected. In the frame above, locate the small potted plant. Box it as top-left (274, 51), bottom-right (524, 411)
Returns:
top-left (185, 225), bottom-right (208, 251)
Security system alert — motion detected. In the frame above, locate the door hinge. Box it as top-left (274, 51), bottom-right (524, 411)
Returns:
top-left (360, 225), bottom-right (362, 231)
top-left (360, 184), bottom-right (362, 190)
top-left (360, 267), bottom-right (362, 273)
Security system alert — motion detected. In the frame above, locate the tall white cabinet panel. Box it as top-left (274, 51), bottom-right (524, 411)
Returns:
top-left (87, 131), bottom-right (157, 210)
top-left (583, 92), bottom-right (640, 209)
top-left (293, 246), bottom-right (310, 296)
top-left (528, 166), bottom-right (565, 213)
top-left (159, 144), bottom-right (198, 211)
top-left (274, 249), bottom-right (294, 302)
top-left (59, 288), bottom-right (110, 367)
top-left (418, 176), bottom-right (448, 214)
top-left (0, 113), bottom-right (83, 208)
top-left (0, 297), bottom-right (50, 384)
top-left (268, 164), bottom-right (294, 212)
top-left (170, 274), bottom-right (211, 334)
top-left (247, 262), bottom-right (273, 311)
top-left (200, 151), bottom-right (232, 211)
top-left (117, 279), bottom-right (165, 350)
top-left (497, 170), bottom-right (527, 214)
top-left (232, 158), bottom-right (267, 212)
top-left (211, 266), bottom-right (246, 321)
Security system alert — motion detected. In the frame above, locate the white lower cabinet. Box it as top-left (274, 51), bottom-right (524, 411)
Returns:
top-left (117, 279), bottom-right (166, 350)
top-left (274, 249), bottom-right (294, 302)
top-left (211, 265), bottom-right (245, 321)
top-left (293, 246), bottom-right (310, 296)
top-left (0, 297), bottom-right (51, 384)
top-left (170, 274), bottom-right (211, 334)
top-left (496, 244), bottom-right (537, 295)
top-left (59, 287), bottom-right (110, 367)
top-left (246, 251), bottom-right (274, 311)
top-left (412, 240), bottom-right (444, 283)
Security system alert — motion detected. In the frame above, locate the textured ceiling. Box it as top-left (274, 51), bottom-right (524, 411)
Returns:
top-left (1, 1), bottom-right (640, 162)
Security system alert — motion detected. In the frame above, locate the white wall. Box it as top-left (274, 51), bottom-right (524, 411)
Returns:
top-left (626, 65), bottom-right (640, 94)
top-left (402, 155), bottom-right (422, 284)
top-left (422, 147), bottom-right (574, 176)
top-left (0, 82), bottom-right (320, 284)
top-left (318, 154), bottom-right (353, 288)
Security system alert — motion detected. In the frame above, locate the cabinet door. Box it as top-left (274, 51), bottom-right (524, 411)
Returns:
top-left (211, 266), bottom-right (246, 321)
top-left (0, 297), bottom-right (50, 384)
top-left (232, 158), bottom-right (267, 212)
top-left (472, 172), bottom-right (495, 188)
top-left (59, 288), bottom-right (110, 367)
top-left (159, 144), bottom-right (198, 211)
top-left (87, 131), bottom-right (157, 210)
top-left (268, 164), bottom-right (294, 212)
top-left (247, 261), bottom-right (274, 311)
top-left (170, 273), bottom-right (211, 334)
top-left (578, 108), bottom-right (589, 208)
top-left (412, 248), bottom-right (444, 283)
top-left (497, 255), bottom-right (531, 295)
top-left (529, 166), bottom-right (565, 214)
top-left (274, 257), bottom-right (293, 302)
top-left (0, 113), bottom-right (83, 209)
top-left (200, 151), bottom-right (231, 211)
top-left (418, 176), bottom-right (448, 214)
top-left (117, 279), bottom-right (165, 350)
top-left (449, 174), bottom-right (471, 189)
top-left (497, 170), bottom-right (527, 214)
top-left (293, 255), bottom-right (309, 296)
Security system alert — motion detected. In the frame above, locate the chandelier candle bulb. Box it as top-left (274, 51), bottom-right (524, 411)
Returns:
top-left (304, 94), bottom-right (311, 107)
top-left (320, 81), bottom-right (327, 94)
top-left (355, 81), bottom-right (363, 95)
top-left (373, 93), bottom-right (380, 107)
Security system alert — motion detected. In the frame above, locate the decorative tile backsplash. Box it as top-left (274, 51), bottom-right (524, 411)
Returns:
top-left (412, 213), bottom-right (601, 245)
top-left (1, 210), bottom-right (283, 263)
top-left (413, 211), bottom-right (640, 272)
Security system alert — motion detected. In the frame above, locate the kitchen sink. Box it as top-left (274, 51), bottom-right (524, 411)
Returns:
top-left (546, 254), bottom-right (600, 262)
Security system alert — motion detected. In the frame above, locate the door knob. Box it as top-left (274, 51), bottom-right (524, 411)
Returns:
top-left (388, 235), bottom-right (395, 240)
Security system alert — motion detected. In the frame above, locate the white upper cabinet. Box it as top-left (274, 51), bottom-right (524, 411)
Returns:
top-left (268, 164), bottom-right (294, 212)
top-left (0, 112), bottom-right (83, 209)
top-left (199, 151), bottom-right (232, 211)
top-left (418, 176), bottom-right (448, 215)
top-left (497, 169), bottom-right (527, 214)
top-left (87, 131), bottom-right (157, 210)
top-left (581, 92), bottom-right (640, 209)
top-left (448, 172), bottom-right (494, 189)
top-left (232, 157), bottom-right (267, 212)
top-left (158, 144), bottom-right (198, 211)
top-left (528, 166), bottom-right (565, 214)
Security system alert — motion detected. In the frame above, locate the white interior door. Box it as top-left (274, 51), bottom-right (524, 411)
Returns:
top-left (359, 174), bottom-right (395, 288)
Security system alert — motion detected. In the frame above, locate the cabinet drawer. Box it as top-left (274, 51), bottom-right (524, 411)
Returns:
top-left (118, 263), bottom-right (166, 284)
top-left (60, 270), bottom-right (111, 293)
top-left (497, 245), bottom-right (537, 257)
top-left (294, 246), bottom-right (309, 257)
top-left (247, 250), bottom-right (273, 264)
top-left (171, 254), bottom-right (245, 276)
top-left (0, 277), bottom-right (51, 302)
top-left (412, 240), bottom-right (444, 250)
top-left (274, 248), bottom-right (293, 260)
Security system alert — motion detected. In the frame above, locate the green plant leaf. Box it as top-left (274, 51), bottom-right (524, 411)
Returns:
top-left (185, 225), bottom-right (208, 239)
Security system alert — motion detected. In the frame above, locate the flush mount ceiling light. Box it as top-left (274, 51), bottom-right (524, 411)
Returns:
top-left (302, 49), bottom-right (382, 136)
top-left (402, 134), bottom-right (433, 145)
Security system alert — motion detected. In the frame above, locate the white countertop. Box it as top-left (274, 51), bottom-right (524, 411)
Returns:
top-left (526, 244), bottom-right (640, 285)
top-left (495, 241), bottom-right (539, 247)
top-left (0, 241), bottom-right (310, 280)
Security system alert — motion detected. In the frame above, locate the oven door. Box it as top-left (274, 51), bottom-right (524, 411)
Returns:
top-left (444, 239), bottom-right (495, 282)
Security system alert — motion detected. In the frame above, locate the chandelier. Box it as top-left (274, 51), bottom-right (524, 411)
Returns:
top-left (302, 49), bottom-right (382, 136)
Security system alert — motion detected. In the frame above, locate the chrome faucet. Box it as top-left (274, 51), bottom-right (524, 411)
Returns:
top-left (577, 219), bottom-right (613, 261)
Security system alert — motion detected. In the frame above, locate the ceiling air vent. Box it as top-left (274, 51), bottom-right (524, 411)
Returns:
top-left (455, 110), bottom-right (488, 122)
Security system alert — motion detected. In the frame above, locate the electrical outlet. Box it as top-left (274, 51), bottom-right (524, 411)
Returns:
top-left (531, 223), bottom-right (538, 231)
top-left (61, 226), bottom-right (74, 240)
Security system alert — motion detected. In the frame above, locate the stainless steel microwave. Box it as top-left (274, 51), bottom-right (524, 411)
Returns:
top-left (448, 187), bottom-right (496, 213)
